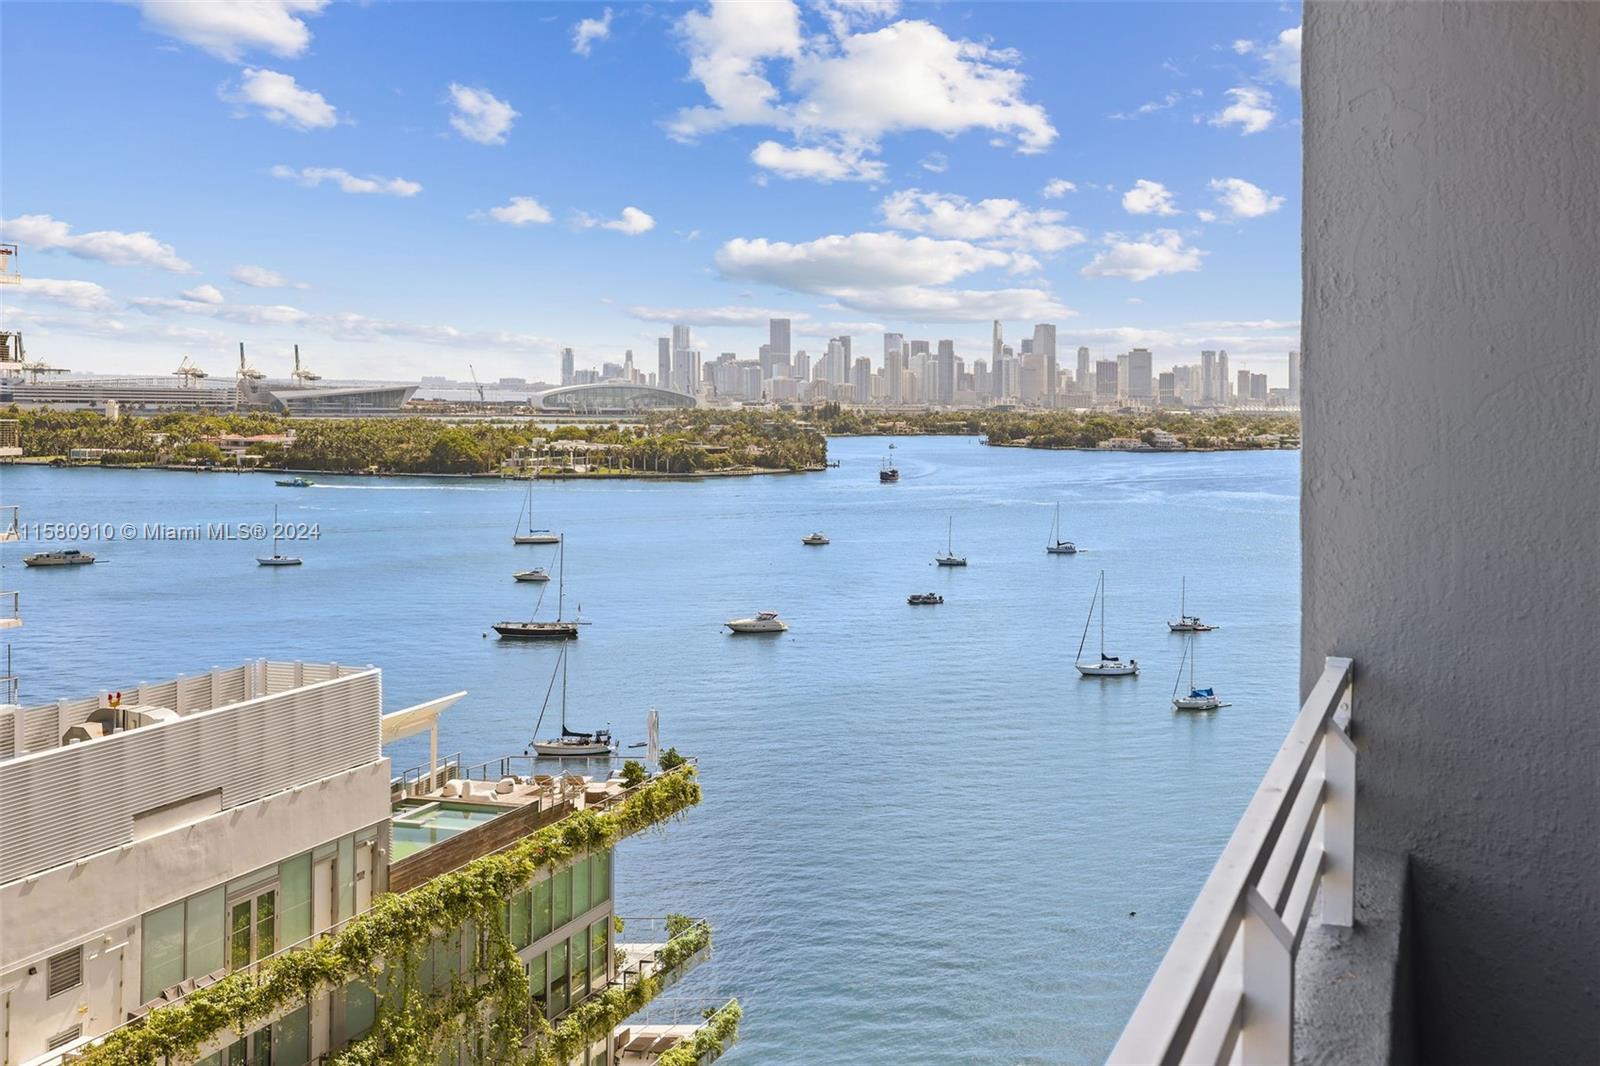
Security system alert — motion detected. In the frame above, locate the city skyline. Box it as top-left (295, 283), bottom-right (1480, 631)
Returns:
top-left (0, 1), bottom-right (1302, 382)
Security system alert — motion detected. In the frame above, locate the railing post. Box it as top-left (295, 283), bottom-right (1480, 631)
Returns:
top-left (1321, 720), bottom-right (1357, 928)
top-left (1241, 887), bottom-right (1294, 1065)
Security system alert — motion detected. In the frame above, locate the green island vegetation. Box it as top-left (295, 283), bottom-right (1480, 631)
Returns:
top-left (811, 404), bottom-right (1300, 450)
top-left (4, 408), bottom-right (827, 476)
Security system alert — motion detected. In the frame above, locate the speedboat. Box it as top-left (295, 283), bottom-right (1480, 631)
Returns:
top-left (24, 549), bottom-right (95, 567)
top-left (257, 554), bottom-right (303, 567)
top-left (802, 532), bottom-right (830, 546)
top-left (907, 592), bottom-right (943, 605)
top-left (514, 568), bottom-right (550, 583)
top-left (1173, 687), bottom-right (1223, 711)
top-left (1077, 654), bottom-right (1139, 677)
top-left (275, 476), bottom-right (314, 487)
top-left (726, 611), bottom-right (788, 634)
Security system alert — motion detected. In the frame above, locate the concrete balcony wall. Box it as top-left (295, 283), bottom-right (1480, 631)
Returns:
top-left (1302, 3), bottom-right (1599, 1061)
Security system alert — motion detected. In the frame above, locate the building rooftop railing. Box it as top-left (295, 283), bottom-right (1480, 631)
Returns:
top-left (1109, 656), bottom-right (1355, 1066)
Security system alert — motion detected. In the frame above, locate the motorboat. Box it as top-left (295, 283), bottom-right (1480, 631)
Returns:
top-left (1045, 501), bottom-right (1078, 555)
top-left (907, 592), bottom-right (944, 605)
top-left (23, 549), bottom-right (95, 567)
top-left (1168, 577), bottom-right (1218, 632)
top-left (1172, 635), bottom-right (1224, 710)
top-left (802, 532), bottom-right (830, 546)
top-left (530, 646), bottom-right (616, 756)
top-left (256, 504), bottom-right (303, 566)
top-left (934, 516), bottom-right (967, 567)
top-left (879, 458), bottom-right (899, 483)
top-left (1074, 571), bottom-right (1139, 677)
top-left (514, 568), bottom-right (550, 583)
top-left (726, 611), bottom-right (788, 634)
top-left (512, 477), bottom-right (560, 544)
top-left (275, 476), bottom-right (314, 488)
top-left (496, 536), bottom-right (586, 640)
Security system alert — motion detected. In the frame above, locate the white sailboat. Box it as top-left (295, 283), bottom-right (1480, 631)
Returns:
top-left (1045, 501), bottom-right (1078, 555)
top-left (1075, 571), bottom-right (1138, 676)
top-left (1171, 634), bottom-right (1224, 711)
top-left (530, 645), bottom-right (614, 756)
top-left (1167, 577), bottom-right (1217, 631)
top-left (935, 516), bottom-right (968, 567)
top-left (513, 478), bottom-right (560, 544)
top-left (256, 505), bottom-right (303, 567)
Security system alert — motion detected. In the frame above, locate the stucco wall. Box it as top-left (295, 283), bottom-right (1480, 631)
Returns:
top-left (1301, 3), bottom-right (1599, 1062)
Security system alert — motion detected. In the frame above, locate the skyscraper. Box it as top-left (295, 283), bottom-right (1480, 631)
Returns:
top-left (1200, 350), bottom-right (1217, 402)
top-left (658, 338), bottom-right (671, 390)
top-left (1095, 358), bottom-right (1119, 401)
top-left (852, 357), bottom-right (871, 403)
top-left (1238, 369), bottom-right (1252, 403)
top-left (560, 347), bottom-right (575, 387)
top-left (1287, 349), bottom-right (1301, 404)
top-left (1217, 350), bottom-right (1230, 404)
top-left (1126, 347), bottom-right (1153, 400)
top-left (672, 324), bottom-right (691, 353)
top-left (883, 332), bottom-right (905, 403)
top-left (1077, 346), bottom-right (1093, 398)
top-left (991, 320), bottom-right (1004, 364)
top-left (766, 318), bottom-right (791, 378)
top-left (936, 340), bottom-right (958, 404)
top-left (1032, 324), bottom-right (1057, 405)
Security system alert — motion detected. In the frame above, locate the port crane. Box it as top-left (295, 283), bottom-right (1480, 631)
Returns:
top-left (173, 356), bottom-right (209, 388)
top-left (291, 344), bottom-right (321, 385)
top-left (469, 364), bottom-right (486, 405)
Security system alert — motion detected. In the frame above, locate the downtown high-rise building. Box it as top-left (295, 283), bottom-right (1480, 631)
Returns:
top-left (991, 320), bottom-right (1004, 364)
top-left (883, 332), bottom-right (905, 403)
top-left (560, 347), bottom-right (575, 387)
top-left (658, 337), bottom-right (671, 390)
top-left (1095, 358), bottom-right (1119, 401)
top-left (765, 318), bottom-right (791, 378)
top-left (1200, 350), bottom-right (1217, 402)
top-left (1077, 346), bottom-right (1093, 396)
top-left (1217, 350), bottom-right (1231, 404)
top-left (1125, 347), bottom-right (1153, 400)
top-left (935, 340), bottom-right (958, 404)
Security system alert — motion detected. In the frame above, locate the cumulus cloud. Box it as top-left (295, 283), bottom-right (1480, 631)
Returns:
top-left (1209, 177), bottom-right (1285, 218)
top-left (1080, 230), bottom-right (1205, 282)
top-left (1210, 87), bottom-right (1275, 134)
top-left (1042, 178), bottom-right (1076, 198)
top-left (1110, 91), bottom-right (1183, 120)
top-left (485, 196), bottom-right (554, 226)
top-left (576, 206), bottom-right (656, 235)
top-left (879, 189), bottom-right (1084, 253)
top-left (0, 213), bottom-right (193, 273)
top-left (1121, 179), bottom-right (1179, 216)
top-left (823, 284), bottom-right (1072, 322)
top-left (16, 277), bottom-right (116, 311)
top-left (181, 283), bottom-right (225, 304)
top-left (571, 8), bottom-right (613, 56)
top-left (1236, 26), bottom-right (1301, 88)
top-left (227, 68), bottom-right (338, 130)
top-left (136, 0), bottom-right (328, 62)
top-left (447, 84), bottom-right (518, 145)
top-left (271, 165), bottom-right (422, 197)
top-left (1196, 209), bottom-right (1218, 223)
top-left (750, 141), bottom-right (885, 182)
top-left (231, 264), bottom-right (307, 289)
top-left (919, 152), bottom-right (948, 174)
top-left (627, 305), bottom-right (809, 327)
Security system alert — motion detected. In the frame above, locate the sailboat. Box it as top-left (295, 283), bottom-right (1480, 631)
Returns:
top-left (1074, 571), bottom-right (1138, 676)
top-left (512, 478), bottom-right (560, 544)
top-left (1167, 577), bottom-right (1217, 632)
top-left (530, 645), bottom-right (615, 756)
top-left (935, 516), bottom-right (968, 566)
top-left (1045, 501), bottom-right (1078, 555)
top-left (1171, 634), bottom-right (1224, 711)
top-left (494, 536), bottom-right (585, 639)
top-left (256, 505), bottom-right (303, 567)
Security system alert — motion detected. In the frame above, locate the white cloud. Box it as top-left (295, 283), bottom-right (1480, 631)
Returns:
top-left (1232, 39), bottom-right (1255, 55)
top-left (181, 283), bottom-right (225, 304)
top-left (1110, 91), bottom-right (1183, 120)
top-left (571, 8), bottom-right (614, 56)
top-left (813, 0), bottom-right (901, 38)
top-left (230, 264), bottom-right (307, 289)
top-left (1042, 178), bottom-right (1076, 198)
top-left (576, 206), bottom-right (656, 235)
top-left (1080, 230), bottom-right (1205, 282)
top-left (16, 277), bottom-right (116, 311)
top-left (879, 189), bottom-right (1084, 253)
top-left (1196, 209), bottom-right (1218, 223)
top-left (1185, 318), bottom-right (1299, 331)
top-left (824, 284), bottom-right (1072, 322)
top-left (1209, 177), bottom-right (1285, 218)
top-left (1210, 86), bottom-right (1275, 134)
top-left (228, 68), bottom-right (338, 130)
top-left (136, 0), bottom-right (328, 62)
top-left (0, 213), bottom-right (193, 273)
top-left (271, 165), bottom-right (422, 197)
top-left (919, 152), bottom-right (948, 174)
top-left (1264, 27), bottom-right (1301, 88)
top-left (485, 196), bottom-right (554, 226)
top-left (447, 84), bottom-right (518, 145)
top-left (717, 231), bottom-right (1010, 290)
top-left (668, 0), bottom-right (805, 139)
top-left (1121, 179), bottom-right (1179, 216)
top-left (750, 141), bottom-right (886, 182)
top-left (627, 305), bottom-right (809, 327)
top-left (133, 295), bottom-right (310, 326)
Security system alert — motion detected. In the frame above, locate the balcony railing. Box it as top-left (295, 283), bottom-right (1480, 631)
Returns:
top-left (1109, 656), bottom-right (1355, 1066)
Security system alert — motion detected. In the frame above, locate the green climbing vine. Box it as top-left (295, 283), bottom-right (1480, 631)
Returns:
top-left (75, 767), bottom-right (701, 1066)
top-left (655, 999), bottom-right (743, 1066)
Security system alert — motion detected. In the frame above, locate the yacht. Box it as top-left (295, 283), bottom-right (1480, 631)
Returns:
top-left (1167, 578), bottom-right (1217, 632)
top-left (256, 505), bottom-right (303, 566)
top-left (530, 646), bottom-right (615, 757)
top-left (1045, 501), bottom-right (1078, 555)
top-left (725, 611), bottom-right (788, 634)
top-left (513, 568), bottom-right (550, 583)
top-left (1074, 571), bottom-right (1139, 677)
top-left (879, 458), bottom-right (900, 483)
top-left (1171, 634), bottom-right (1224, 711)
top-left (495, 536), bottom-right (585, 640)
top-left (802, 532), bottom-right (830, 546)
top-left (907, 592), bottom-right (944, 605)
top-left (934, 517), bottom-right (968, 567)
top-left (275, 476), bottom-right (314, 488)
top-left (512, 478), bottom-right (560, 544)
top-left (23, 549), bottom-right (95, 567)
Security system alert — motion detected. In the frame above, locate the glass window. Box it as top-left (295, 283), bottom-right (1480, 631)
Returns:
top-left (186, 888), bottom-right (225, 979)
top-left (570, 931), bottom-right (589, 1001)
top-left (141, 901), bottom-right (185, 1001)
top-left (533, 879), bottom-right (553, 941)
top-left (278, 854), bottom-right (312, 947)
top-left (256, 890), bottom-right (276, 960)
top-left (528, 950), bottom-right (547, 1018)
top-left (590, 920), bottom-right (608, 989)
top-left (337, 836), bottom-right (355, 920)
top-left (592, 851), bottom-right (611, 909)
top-left (344, 982), bottom-right (376, 1042)
top-left (274, 1004), bottom-right (308, 1066)
top-left (572, 859), bottom-right (590, 918)
top-left (553, 868), bottom-right (572, 928)
top-left (510, 890), bottom-right (532, 950)
top-left (230, 900), bottom-right (253, 971)
top-left (548, 940), bottom-right (568, 1016)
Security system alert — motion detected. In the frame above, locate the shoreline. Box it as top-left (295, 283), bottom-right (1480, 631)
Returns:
top-left (2, 458), bottom-right (825, 481)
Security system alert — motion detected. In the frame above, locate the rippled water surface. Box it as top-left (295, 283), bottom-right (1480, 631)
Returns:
top-left (4, 435), bottom-right (1300, 1064)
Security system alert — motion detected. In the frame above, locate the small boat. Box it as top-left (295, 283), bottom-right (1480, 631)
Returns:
top-left (802, 532), bottom-right (830, 546)
top-left (1172, 635), bottom-right (1224, 711)
top-left (496, 536), bottom-right (585, 640)
top-left (1075, 571), bottom-right (1139, 677)
top-left (1045, 501), bottom-right (1077, 555)
top-left (879, 458), bottom-right (899, 483)
top-left (907, 592), bottom-right (943, 605)
top-left (257, 504), bottom-right (303, 566)
top-left (275, 476), bottom-right (314, 488)
top-left (1168, 578), bottom-right (1217, 632)
top-left (513, 568), bottom-right (550, 583)
top-left (513, 477), bottom-right (560, 544)
top-left (726, 611), bottom-right (788, 634)
top-left (934, 516), bottom-right (967, 567)
top-left (529, 646), bottom-right (615, 757)
top-left (888, 442), bottom-right (897, 449)
top-left (23, 549), bottom-right (95, 567)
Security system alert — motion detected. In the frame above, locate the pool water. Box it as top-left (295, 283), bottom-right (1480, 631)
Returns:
top-left (390, 801), bottom-right (507, 859)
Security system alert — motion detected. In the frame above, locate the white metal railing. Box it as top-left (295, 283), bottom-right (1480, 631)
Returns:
top-left (1109, 656), bottom-right (1355, 1066)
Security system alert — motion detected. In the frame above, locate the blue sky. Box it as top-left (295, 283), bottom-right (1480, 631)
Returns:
top-left (1, 1), bottom-right (1302, 384)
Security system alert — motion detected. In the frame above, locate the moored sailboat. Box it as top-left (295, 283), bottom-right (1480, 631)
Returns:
top-left (935, 516), bottom-right (967, 567)
top-left (1171, 634), bottom-right (1224, 711)
top-left (495, 535), bottom-right (584, 639)
top-left (530, 645), bottom-right (614, 756)
top-left (512, 478), bottom-right (560, 544)
top-left (1167, 577), bottom-right (1217, 632)
top-left (1075, 571), bottom-right (1138, 676)
top-left (1045, 501), bottom-right (1078, 555)
top-left (256, 505), bottom-right (303, 567)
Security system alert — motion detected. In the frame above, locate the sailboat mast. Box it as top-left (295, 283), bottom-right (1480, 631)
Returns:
top-left (947, 516), bottom-right (952, 554)
top-left (557, 536), bottom-right (565, 620)
top-left (1173, 637), bottom-right (1189, 699)
top-left (1181, 576), bottom-right (1186, 618)
top-left (1074, 575), bottom-right (1098, 663)
top-left (1100, 570), bottom-right (1106, 654)
top-left (272, 504), bottom-right (280, 554)
top-left (560, 645), bottom-right (568, 730)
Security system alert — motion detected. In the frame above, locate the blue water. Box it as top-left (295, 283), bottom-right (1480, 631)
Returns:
top-left (2, 436), bottom-right (1300, 1064)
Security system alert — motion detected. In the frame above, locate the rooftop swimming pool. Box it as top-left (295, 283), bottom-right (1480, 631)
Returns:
top-left (390, 801), bottom-right (507, 860)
